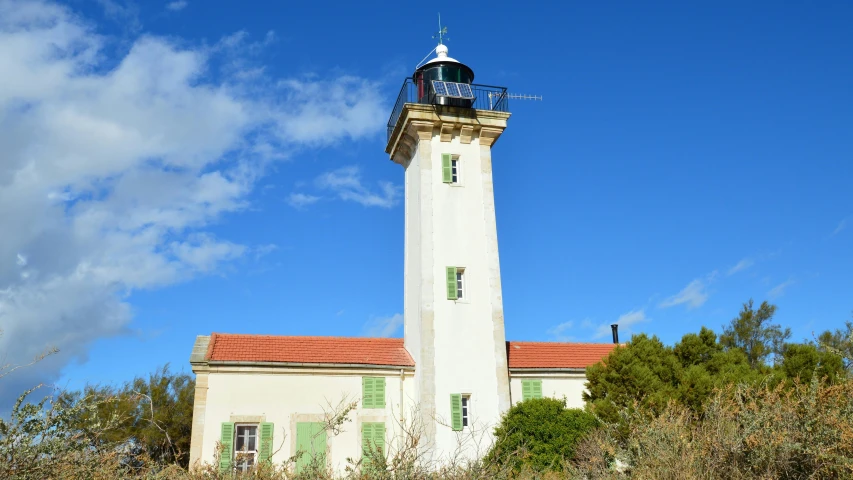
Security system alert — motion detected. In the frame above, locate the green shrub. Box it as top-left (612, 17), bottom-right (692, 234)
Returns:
top-left (486, 397), bottom-right (598, 474)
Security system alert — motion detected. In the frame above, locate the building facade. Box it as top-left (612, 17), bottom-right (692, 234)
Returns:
top-left (188, 45), bottom-right (617, 474)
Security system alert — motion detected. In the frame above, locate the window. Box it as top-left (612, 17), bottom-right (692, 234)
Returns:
top-left (295, 422), bottom-right (327, 473)
top-left (234, 424), bottom-right (258, 472)
top-left (461, 395), bottom-right (470, 428)
top-left (446, 267), bottom-right (465, 300)
top-left (362, 377), bottom-right (386, 408)
top-left (362, 422), bottom-right (386, 460)
top-left (442, 153), bottom-right (460, 184)
top-left (219, 421), bottom-right (273, 473)
top-left (521, 380), bottom-right (543, 401)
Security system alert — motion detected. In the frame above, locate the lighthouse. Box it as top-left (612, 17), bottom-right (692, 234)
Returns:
top-left (386, 42), bottom-right (512, 460)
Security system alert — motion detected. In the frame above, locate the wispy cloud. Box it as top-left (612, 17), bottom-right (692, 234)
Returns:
top-left (166, 0), bottom-right (188, 11)
top-left (768, 279), bottom-right (795, 299)
top-left (659, 272), bottom-right (717, 309)
top-left (592, 310), bottom-right (647, 340)
top-left (833, 218), bottom-right (848, 236)
top-left (363, 313), bottom-right (403, 337)
top-left (286, 192), bottom-right (321, 209)
top-left (252, 244), bottom-right (278, 260)
top-left (547, 321), bottom-right (575, 341)
top-left (727, 258), bottom-right (754, 276)
top-left (316, 166), bottom-right (401, 208)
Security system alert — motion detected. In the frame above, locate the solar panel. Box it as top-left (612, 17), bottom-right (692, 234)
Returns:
top-left (445, 82), bottom-right (461, 97)
top-left (432, 80), bottom-right (475, 99)
top-left (457, 83), bottom-right (474, 99)
top-left (432, 81), bottom-right (448, 96)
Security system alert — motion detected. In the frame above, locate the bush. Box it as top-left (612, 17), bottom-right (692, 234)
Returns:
top-left (570, 378), bottom-right (853, 479)
top-left (486, 397), bottom-right (598, 474)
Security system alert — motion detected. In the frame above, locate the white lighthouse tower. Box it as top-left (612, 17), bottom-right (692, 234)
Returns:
top-left (386, 42), bottom-right (512, 460)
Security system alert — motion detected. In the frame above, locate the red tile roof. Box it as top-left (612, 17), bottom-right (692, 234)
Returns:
top-left (206, 333), bottom-right (415, 367)
top-left (506, 341), bottom-right (616, 369)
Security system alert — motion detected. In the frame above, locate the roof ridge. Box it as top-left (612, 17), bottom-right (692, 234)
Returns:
top-left (210, 333), bottom-right (405, 342)
top-left (507, 340), bottom-right (617, 346)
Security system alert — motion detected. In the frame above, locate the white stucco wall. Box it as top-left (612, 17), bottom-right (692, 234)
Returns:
top-left (509, 373), bottom-right (589, 409)
top-left (196, 368), bottom-right (415, 475)
top-left (428, 133), bottom-right (509, 459)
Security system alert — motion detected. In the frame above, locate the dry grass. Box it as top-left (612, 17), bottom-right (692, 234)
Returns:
top-left (570, 377), bottom-right (853, 479)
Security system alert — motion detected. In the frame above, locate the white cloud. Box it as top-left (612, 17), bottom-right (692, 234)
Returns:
top-left (547, 321), bottom-right (575, 341)
top-left (316, 166), bottom-right (401, 208)
top-left (592, 310), bottom-right (647, 340)
top-left (166, 0), bottom-right (187, 11)
top-left (768, 279), bottom-right (795, 299)
top-left (363, 313), bottom-right (403, 338)
top-left (287, 192), bottom-right (321, 209)
top-left (727, 258), bottom-right (754, 276)
top-left (833, 219), bottom-right (847, 236)
top-left (659, 272), bottom-right (717, 309)
top-left (0, 0), bottom-right (384, 406)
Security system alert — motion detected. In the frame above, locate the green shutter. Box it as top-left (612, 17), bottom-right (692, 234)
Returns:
top-left (219, 422), bottom-right (234, 473)
top-left (522, 380), bottom-right (542, 401)
top-left (442, 153), bottom-right (453, 183)
top-left (296, 422), bottom-right (327, 473)
top-left (259, 422), bottom-right (273, 463)
top-left (362, 422), bottom-right (386, 459)
top-left (362, 422), bottom-right (374, 457)
top-left (295, 423), bottom-right (311, 473)
top-left (374, 377), bottom-right (386, 409)
top-left (313, 424), bottom-right (327, 468)
top-left (450, 394), bottom-right (463, 431)
top-left (532, 380), bottom-right (543, 399)
top-left (372, 422), bottom-right (385, 456)
top-left (363, 377), bottom-right (375, 408)
top-left (446, 267), bottom-right (458, 300)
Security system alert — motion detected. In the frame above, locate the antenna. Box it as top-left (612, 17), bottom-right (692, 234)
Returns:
top-left (432, 13), bottom-right (448, 45)
top-left (487, 92), bottom-right (543, 109)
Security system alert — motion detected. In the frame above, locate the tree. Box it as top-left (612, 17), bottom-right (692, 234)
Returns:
top-left (585, 327), bottom-right (762, 421)
top-left (720, 299), bottom-right (790, 368)
top-left (487, 397), bottom-right (598, 474)
top-left (817, 319), bottom-right (853, 374)
top-left (779, 343), bottom-right (845, 384)
top-left (584, 334), bottom-right (682, 423)
top-left (59, 365), bottom-right (195, 468)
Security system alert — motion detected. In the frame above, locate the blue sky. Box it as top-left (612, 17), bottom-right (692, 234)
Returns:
top-left (0, 0), bottom-right (850, 401)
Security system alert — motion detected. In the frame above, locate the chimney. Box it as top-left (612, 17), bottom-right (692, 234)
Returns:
top-left (611, 324), bottom-right (619, 344)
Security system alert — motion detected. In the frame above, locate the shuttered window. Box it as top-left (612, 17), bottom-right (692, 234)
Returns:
top-left (295, 422), bottom-right (327, 473)
top-left (219, 422), bottom-right (234, 473)
top-left (450, 394), bottom-right (463, 431)
top-left (362, 377), bottom-right (386, 409)
top-left (521, 380), bottom-right (543, 401)
top-left (442, 153), bottom-right (453, 183)
top-left (258, 422), bottom-right (273, 464)
top-left (446, 267), bottom-right (458, 300)
top-left (361, 422), bottom-right (386, 459)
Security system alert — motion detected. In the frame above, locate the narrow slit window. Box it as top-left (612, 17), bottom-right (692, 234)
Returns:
top-left (456, 269), bottom-right (464, 299)
top-left (451, 158), bottom-right (459, 183)
top-left (461, 396), bottom-right (470, 428)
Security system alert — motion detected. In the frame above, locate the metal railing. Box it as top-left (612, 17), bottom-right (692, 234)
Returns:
top-left (387, 77), bottom-right (509, 143)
